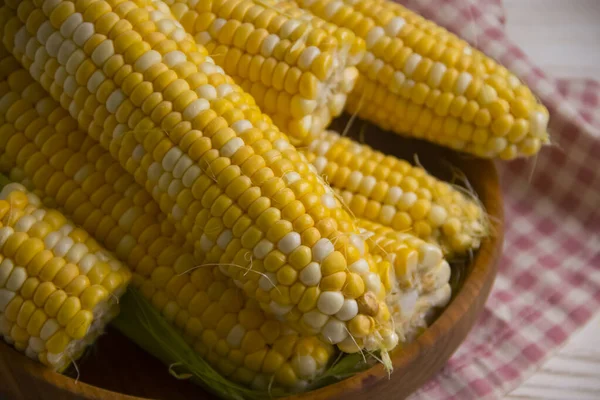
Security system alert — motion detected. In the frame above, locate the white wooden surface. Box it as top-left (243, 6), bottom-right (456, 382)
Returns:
top-left (504, 0), bottom-right (600, 80)
top-left (503, 0), bottom-right (600, 398)
top-left (506, 314), bottom-right (600, 399)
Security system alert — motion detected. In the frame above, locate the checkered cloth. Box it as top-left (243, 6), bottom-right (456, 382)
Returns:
top-left (398, 1), bottom-right (600, 399)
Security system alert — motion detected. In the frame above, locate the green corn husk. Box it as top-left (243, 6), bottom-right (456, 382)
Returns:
top-left (113, 289), bottom-right (377, 399)
top-left (0, 174), bottom-right (11, 189)
top-left (113, 289), bottom-right (287, 400)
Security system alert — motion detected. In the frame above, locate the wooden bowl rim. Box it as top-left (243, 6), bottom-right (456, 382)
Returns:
top-left (1, 159), bottom-right (503, 400)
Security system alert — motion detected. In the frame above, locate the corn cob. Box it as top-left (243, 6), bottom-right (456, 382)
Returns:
top-left (167, 0), bottom-right (364, 146)
top-left (317, 205), bottom-right (451, 352)
top-left (1, 0), bottom-right (401, 352)
top-left (358, 219), bottom-right (451, 344)
top-left (0, 181), bottom-right (130, 371)
top-left (294, 0), bottom-right (550, 159)
top-left (0, 69), bottom-right (335, 389)
top-left (303, 130), bottom-right (487, 257)
top-left (0, 67), bottom-right (184, 254)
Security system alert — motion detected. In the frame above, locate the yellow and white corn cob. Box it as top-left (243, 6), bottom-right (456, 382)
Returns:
top-left (0, 68), bottom-right (184, 255)
top-left (168, 0), bottom-right (364, 146)
top-left (359, 219), bottom-right (451, 344)
top-left (1, 0), bottom-right (401, 352)
top-left (304, 130), bottom-right (487, 257)
top-left (320, 206), bottom-right (451, 352)
top-left (0, 184), bottom-right (130, 371)
top-left (0, 70), bottom-right (335, 389)
top-left (295, 0), bottom-right (550, 159)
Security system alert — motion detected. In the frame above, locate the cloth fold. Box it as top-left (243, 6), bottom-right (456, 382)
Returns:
top-left (399, 1), bottom-right (600, 398)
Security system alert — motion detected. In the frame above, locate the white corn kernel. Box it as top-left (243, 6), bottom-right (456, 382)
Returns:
top-left (54, 237), bottom-right (74, 257)
top-left (253, 239), bottom-right (274, 260)
top-left (403, 53), bottom-right (422, 76)
top-left (14, 215), bottom-right (36, 232)
top-left (259, 272), bottom-right (277, 291)
top-left (66, 243), bottom-right (88, 264)
top-left (335, 299), bottom-right (358, 321)
top-left (73, 22), bottom-right (94, 47)
top-left (261, 34), bottom-right (280, 57)
top-left (226, 324), bottom-right (246, 348)
top-left (455, 72), bottom-right (473, 95)
top-left (278, 232), bottom-right (301, 254)
top-left (299, 262), bottom-right (321, 286)
top-left (79, 254), bottom-right (98, 274)
top-left (40, 319), bottom-right (60, 341)
top-left (216, 230), bottom-right (233, 250)
top-left (182, 98), bottom-right (210, 120)
top-left (349, 259), bottom-right (369, 275)
top-left (365, 26), bottom-right (385, 49)
top-left (398, 192), bottom-right (418, 210)
top-left (365, 272), bottom-right (382, 294)
top-left (220, 137), bottom-right (244, 157)
top-left (0, 289), bottom-right (16, 312)
top-left (269, 301), bottom-right (292, 316)
top-left (43, 231), bottom-right (61, 250)
top-left (298, 46), bottom-right (321, 70)
top-left (321, 194), bottom-right (336, 209)
top-left (322, 318), bottom-right (347, 344)
top-left (91, 40), bottom-right (114, 67)
top-left (231, 120), bottom-right (253, 134)
top-left (419, 243), bottom-right (443, 269)
top-left (324, 1), bottom-right (343, 18)
top-left (292, 355), bottom-right (317, 378)
top-left (349, 235), bottom-right (365, 256)
top-left (317, 291), bottom-right (344, 315)
top-left (385, 17), bottom-right (406, 36)
top-left (312, 238), bottom-right (334, 262)
top-left (4, 267), bottom-right (25, 293)
top-left (303, 310), bottom-right (329, 328)
top-left (164, 51), bottom-right (187, 68)
top-left (163, 147), bottom-right (183, 172)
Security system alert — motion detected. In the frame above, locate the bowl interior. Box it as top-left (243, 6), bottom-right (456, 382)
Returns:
top-left (0, 122), bottom-right (503, 400)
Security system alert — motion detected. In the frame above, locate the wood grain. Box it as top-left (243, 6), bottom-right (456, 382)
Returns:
top-left (507, 314), bottom-right (600, 400)
top-left (504, 0), bottom-right (600, 80)
top-left (0, 130), bottom-right (504, 400)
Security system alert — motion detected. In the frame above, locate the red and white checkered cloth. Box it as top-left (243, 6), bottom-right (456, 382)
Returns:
top-left (397, 1), bottom-right (600, 399)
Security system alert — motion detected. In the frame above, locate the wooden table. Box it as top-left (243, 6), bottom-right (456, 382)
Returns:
top-left (504, 1), bottom-right (600, 398)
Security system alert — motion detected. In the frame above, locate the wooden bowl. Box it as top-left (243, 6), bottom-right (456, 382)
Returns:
top-left (0, 129), bottom-right (503, 400)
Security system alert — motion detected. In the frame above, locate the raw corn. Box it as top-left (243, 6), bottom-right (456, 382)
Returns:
top-left (358, 219), bottom-right (451, 344)
top-left (167, 0), bottom-right (364, 146)
top-left (0, 68), bottom-right (185, 254)
top-left (294, 0), bottom-right (550, 159)
top-left (321, 204), bottom-right (451, 352)
top-left (303, 130), bottom-right (487, 257)
top-left (0, 182), bottom-right (130, 371)
top-left (0, 70), bottom-right (335, 390)
top-left (1, 0), bottom-right (403, 353)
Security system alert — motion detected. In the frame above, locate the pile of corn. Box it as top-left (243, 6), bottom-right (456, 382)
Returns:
top-left (0, 0), bottom-right (547, 395)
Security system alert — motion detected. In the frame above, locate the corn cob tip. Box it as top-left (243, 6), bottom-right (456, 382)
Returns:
top-left (170, 0), bottom-right (365, 146)
top-left (0, 182), bottom-right (130, 371)
top-left (304, 129), bottom-right (489, 258)
top-left (297, 0), bottom-right (550, 159)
